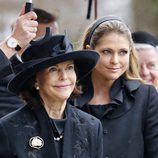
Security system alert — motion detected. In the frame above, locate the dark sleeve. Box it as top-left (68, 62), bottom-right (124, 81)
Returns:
top-left (144, 86), bottom-right (158, 157)
top-left (0, 49), bottom-right (13, 79)
top-left (10, 54), bottom-right (22, 67)
top-left (0, 121), bottom-right (11, 158)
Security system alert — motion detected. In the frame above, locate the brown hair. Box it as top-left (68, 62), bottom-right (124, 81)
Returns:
top-left (81, 18), bottom-right (142, 81)
top-left (33, 8), bottom-right (57, 24)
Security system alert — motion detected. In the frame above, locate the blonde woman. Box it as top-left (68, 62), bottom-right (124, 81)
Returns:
top-left (73, 16), bottom-right (158, 158)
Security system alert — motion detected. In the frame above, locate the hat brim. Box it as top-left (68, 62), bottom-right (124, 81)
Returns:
top-left (8, 50), bottom-right (99, 94)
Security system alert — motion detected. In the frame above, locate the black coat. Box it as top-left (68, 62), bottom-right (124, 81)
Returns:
top-left (0, 75), bottom-right (24, 118)
top-left (0, 102), bottom-right (103, 158)
top-left (0, 52), bottom-right (24, 118)
top-left (73, 75), bottom-right (158, 158)
top-left (0, 49), bottom-right (13, 79)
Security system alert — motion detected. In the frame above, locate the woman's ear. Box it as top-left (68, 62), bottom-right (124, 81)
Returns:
top-left (85, 44), bottom-right (91, 49)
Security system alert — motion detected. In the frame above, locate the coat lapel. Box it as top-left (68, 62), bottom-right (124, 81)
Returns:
top-left (62, 104), bottom-right (90, 158)
top-left (62, 105), bottom-right (73, 157)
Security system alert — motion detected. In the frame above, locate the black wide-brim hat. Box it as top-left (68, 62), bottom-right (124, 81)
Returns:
top-left (132, 31), bottom-right (158, 47)
top-left (8, 34), bottom-right (99, 94)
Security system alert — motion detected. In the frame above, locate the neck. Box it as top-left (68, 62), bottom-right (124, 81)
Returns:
top-left (90, 71), bottom-right (115, 105)
top-left (42, 96), bottom-right (67, 119)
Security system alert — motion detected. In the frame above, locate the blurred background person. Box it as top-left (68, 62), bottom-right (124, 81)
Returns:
top-left (0, 7), bottom-right (38, 79)
top-left (34, 8), bottom-right (59, 38)
top-left (132, 31), bottom-right (158, 90)
top-left (0, 8), bottom-right (59, 118)
top-left (11, 7), bottom-right (59, 65)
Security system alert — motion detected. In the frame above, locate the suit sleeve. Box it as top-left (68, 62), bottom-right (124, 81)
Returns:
top-left (144, 85), bottom-right (158, 158)
top-left (0, 49), bottom-right (13, 79)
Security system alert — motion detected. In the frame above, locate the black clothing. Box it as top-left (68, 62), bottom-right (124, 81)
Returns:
top-left (0, 102), bottom-right (103, 158)
top-left (0, 49), bottom-right (12, 79)
top-left (51, 118), bottom-right (66, 158)
top-left (73, 75), bottom-right (158, 158)
top-left (0, 54), bottom-right (24, 118)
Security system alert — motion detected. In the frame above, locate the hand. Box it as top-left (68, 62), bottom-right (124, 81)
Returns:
top-left (0, 5), bottom-right (38, 59)
top-left (11, 5), bottom-right (38, 49)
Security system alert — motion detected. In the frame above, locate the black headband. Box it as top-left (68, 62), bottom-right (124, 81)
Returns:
top-left (85, 16), bottom-right (123, 45)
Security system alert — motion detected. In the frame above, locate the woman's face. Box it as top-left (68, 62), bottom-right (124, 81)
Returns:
top-left (36, 60), bottom-right (76, 102)
top-left (94, 32), bottom-right (130, 81)
top-left (137, 47), bottom-right (158, 85)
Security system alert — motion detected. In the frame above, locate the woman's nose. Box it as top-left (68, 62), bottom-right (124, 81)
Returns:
top-left (59, 70), bottom-right (68, 80)
top-left (110, 54), bottom-right (119, 64)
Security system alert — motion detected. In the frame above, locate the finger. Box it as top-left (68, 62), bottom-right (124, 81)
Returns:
top-left (18, 4), bottom-right (26, 16)
top-left (33, 27), bottom-right (37, 33)
top-left (29, 27), bottom-right (38, 33)
top-left (25, 20), bottom-right (38, 27)
top-left (29, 32), bottom-right (37, 39)
top-left (23, 11), bottom-right (37, 20)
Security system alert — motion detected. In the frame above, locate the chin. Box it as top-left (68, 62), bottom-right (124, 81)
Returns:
top-left (107, 71), bottom-right (122, 77)
top-left (58, 95), bottom-right (71, 101)
top-left (107, 75), bottom-right (120, 81)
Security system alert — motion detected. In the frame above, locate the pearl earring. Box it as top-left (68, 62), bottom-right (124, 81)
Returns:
top-left (35, 83), bottom-right (39, 90)
top-left (36, 86), bottom-right (39, 90)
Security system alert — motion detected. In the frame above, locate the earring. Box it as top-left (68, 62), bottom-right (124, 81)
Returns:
top-left (35, 86), bottom-right (39, 90)
top-left (35, 83), bottom-right (39, 90)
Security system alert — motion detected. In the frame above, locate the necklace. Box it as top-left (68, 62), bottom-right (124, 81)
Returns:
top-left (54, 133), bottom-right (64, 141)
top-left (49, 117), bottom-right (65, 142)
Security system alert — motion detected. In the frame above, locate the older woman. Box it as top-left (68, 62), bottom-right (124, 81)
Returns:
top-left (73, 16), bottom-right (158, 158)
top-left (132, 31), bottom-right (158, 90)
top-left (0, 34), bottom-right (103, 158)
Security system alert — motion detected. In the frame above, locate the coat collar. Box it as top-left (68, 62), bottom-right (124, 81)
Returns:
top-left (73, 75), bottom-right (141, 119)
top-left (110, 76), bottom-right (141, 103)
top-left (107, 77), bottom-right (141, 119)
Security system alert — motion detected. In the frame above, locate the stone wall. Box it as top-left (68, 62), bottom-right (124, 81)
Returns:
top-left (132, 0), bottom-right (158, 37)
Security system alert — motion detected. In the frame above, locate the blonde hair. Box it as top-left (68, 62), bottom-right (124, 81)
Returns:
top-left (81, 18), bottom-right (143, 82)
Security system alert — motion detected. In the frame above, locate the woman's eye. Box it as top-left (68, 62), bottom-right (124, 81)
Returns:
top-left (67, 64), bottom-right (75, 70)
top-left (102, 49), bottom-right (111, 55)
top-left (148, 63), bottom-right (157, 69)
top-left (119, 50), bottom-right (128, 56)
top-left (49, 67), bottom-right (57, 72)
